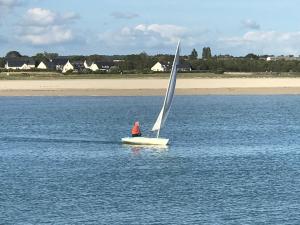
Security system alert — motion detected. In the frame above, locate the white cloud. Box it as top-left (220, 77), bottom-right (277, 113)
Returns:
top-left (24, 7), bottom-right (79, 26)
top-left (242, 19), bottom-right (260, 30)
top-left (25, 8), bottom-right (56, 26)
top-left (61, 11), bottom-right (79, 21)
top-left (145, 24), bottom-right (186, 43)
top-left (0, 0), bottom-right (22, 18)
top-left (21, 26), bottom-right (73, 45)
top-left (220, 31), bottom-right (300, 55)
top-left (99, 23), bottom-right (186, 50)
top-left (18, 8), bottom-right (79, 45)
top-left (96, 23), bottom-right (220, 54)
top-left (110, 11), bottom-right (139, 19)
top-left (0, 0), bottom-right (21, 8)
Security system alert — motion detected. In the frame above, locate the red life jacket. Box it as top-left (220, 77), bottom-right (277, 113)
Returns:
top-left (131, 124), bottom-right (141, 135)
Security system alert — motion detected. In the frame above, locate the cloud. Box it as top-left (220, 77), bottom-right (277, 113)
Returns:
top-left (25, 8), bottom-right (56, 26)
top-left (96, 23), bottom-right (222, 54)
top-left (0, 0), bottom-right (21, 8)
top-left (220, 31), bottom-right (300, 55)
top-left (62, 11), bottom-right (80, 21)
top-left (18, 8), bottom-right (79, 45)
top-left (24, 8), bottom-right (79, 26)
top-left (110, 11), bottom-right (139, 19)
top-left (21, 26), bottom-right (73, 45)
top-left (99, 23), bottom-right (186, 52)
top-left (242, 19), bottom-right (260, 30)
top-left (0, 0), bottom-right (22, 19)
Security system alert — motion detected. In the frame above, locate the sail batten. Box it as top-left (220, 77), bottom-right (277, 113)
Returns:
top-left (152, 41), bottom-right (180, 132)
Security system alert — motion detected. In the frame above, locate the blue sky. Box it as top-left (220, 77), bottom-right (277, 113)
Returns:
top-left (0, 0), bottom-right (300, 56)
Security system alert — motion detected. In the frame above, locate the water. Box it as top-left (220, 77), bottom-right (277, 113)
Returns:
top-left (0, 96), bottom-right (300, 224)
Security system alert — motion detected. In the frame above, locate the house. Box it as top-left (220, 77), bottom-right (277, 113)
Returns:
top-left (177, 62), bottom-right (192, 72)
top-left (91, 61), bottom-right (114, 72)
top-left (84, 61), bottom-right (114, 72)
top-left (37, 61), bottom-right (48, 69)
top-left (266, 55), bottom-right (300, 61)
top-left (71, 61), bottom-right (85, 73)
top-left (113, 59), bottom-right (125, 63)
top-left (52, 58), bottom-right (69, 71)
top-left (84, 60), bottom-right (93, 69)
top-left (37, 60), bottom-right (56, 70)
top-left (37, 58), bottom-right (73, 71)
top-left (151, 61), bottom-right (191, 72)
top-left (62, 60), bottom-right (85, 73)
top-left (62, 60), bottom-right (74, 73)
top-left (5, 58), bottom-right (35, 70)
top-left (151, 62), bottom-right (171, 72)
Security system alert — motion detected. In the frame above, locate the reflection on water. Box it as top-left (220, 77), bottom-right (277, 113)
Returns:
top-left (122, 144), bottom-right (169, 156)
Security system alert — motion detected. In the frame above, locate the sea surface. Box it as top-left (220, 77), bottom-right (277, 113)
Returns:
top-left (0, 96), bottom-right (300, 225)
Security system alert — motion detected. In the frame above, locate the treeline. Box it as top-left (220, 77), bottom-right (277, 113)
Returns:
top-left (189, 58), bottom-right (300, 73)
top-left (1, 49), bottom-right (300, 73)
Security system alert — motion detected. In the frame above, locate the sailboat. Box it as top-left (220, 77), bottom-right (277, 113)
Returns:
top-left (121, 41), bottom-right (180, 146)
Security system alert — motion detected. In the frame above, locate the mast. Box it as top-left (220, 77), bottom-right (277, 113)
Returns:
top-left (157, 128), bottom-right (160, 138)
top-left (152, 40), bottom-right (180, 138)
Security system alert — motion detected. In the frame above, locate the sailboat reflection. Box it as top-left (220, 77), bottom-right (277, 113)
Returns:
top-left (123, 144), bottom-right (169, 155)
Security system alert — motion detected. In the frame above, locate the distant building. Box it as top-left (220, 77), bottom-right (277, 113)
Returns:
top-left (177, 62), bottom-right (192, 72)
top-left (71, 61), bottom-right (85, 73)
top-left (266, 56), bottom-right (279, 61)
top-left (62, 60), bottom-right (74, 73)
top-left (5, 58), bottom-right (35, 70)
top-left (151, 61), bottom-right (191, 72)
top-left (84, 60), bottom-right (93, 70)
top-left (84, 60), bottom-right (115, 72)
top-left (62, 60), bottom-right (85, 73)
top-left (266, 55), bottom-right (300, 61)
top-left (113, 59), bottom-right (125, 63)
top-left (52, 58), bottom-right (69, 71)
top-left (89, 61), bottom-right (114, 72)
top-left (37, 61), bottom-right (48, 69)
top-left (37, 60), bottom-right (56, 70)
top-left (37, 58), bottom-right (72, 72)
top-left (151, 62), bottom-right (170, 72)
top-left (38, 58), bottom-right (86, 73)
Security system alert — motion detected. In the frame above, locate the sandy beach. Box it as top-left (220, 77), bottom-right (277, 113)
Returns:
top-left (2, 78), bottom-right (300, 96)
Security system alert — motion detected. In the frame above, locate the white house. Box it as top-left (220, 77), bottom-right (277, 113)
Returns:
top-left (89, 63), bottom-right (98, 72)
top-left (85, 61), bottom-right (114, 72)
top-left (51, 58), bottom-right (69, 71)
top-left (37, 60), bottom-right (58, 70)
top-left (266, 56), bottom-right (277, 61)
top-left (266, 55), bottom-right (300, 61)
top-left (37, 61), bottom-right (47, 69)
top-left (5, 58), bottom-right (35, 70)
top-left (151, 62), bottom-right (168, 72)
top-left (62, 60), bottom-right (74, 73)
top-left (84, 60), bottom-right (92, 69)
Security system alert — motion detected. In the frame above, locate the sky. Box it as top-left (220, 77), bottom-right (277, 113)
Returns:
top-left (0, 0), bottom-right (300, 56)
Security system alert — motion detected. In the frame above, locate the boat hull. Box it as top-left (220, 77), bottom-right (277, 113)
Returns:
top-left (121, 137), bottom-right (169, 146)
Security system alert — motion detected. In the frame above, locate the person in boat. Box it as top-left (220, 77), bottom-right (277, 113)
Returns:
top-left (131, 121), bottom-right (142, 137)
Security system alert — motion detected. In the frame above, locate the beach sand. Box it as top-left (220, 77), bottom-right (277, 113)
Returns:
top-left (2, 78), bottom-right (300, 96)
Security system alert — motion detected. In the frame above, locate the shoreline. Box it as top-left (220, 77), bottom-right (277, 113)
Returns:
top-left (2, 78), bottom-right (300, 96)
top-left (2, 88), bottom-right (300, 96)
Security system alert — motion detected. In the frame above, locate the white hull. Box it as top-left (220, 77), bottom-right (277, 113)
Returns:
top-left (121, 137), bottom-right (169, 146)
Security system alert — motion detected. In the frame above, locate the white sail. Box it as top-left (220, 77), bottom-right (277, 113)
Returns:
top-left (152, 41), bottom-right (180, 132)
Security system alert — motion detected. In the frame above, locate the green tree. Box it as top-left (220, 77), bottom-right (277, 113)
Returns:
top-left (5, 51), bottom-right (22, 58)
top-left (202, 47), bottom-right (212, 59)
top-left (245, 53), bottom-right (259, 60)
top-left (189, 48), bottom-right (198, 60)
top-left (0, 58), bottom-right (4, 68)
top-left (44, 52), bottom-right (58, 60)
top-left (34, 52), bottom-right (59, 63)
